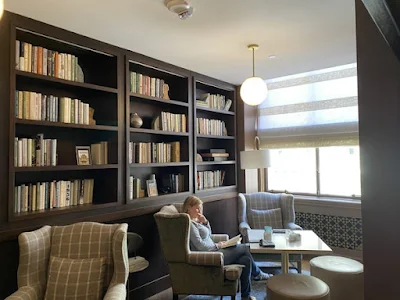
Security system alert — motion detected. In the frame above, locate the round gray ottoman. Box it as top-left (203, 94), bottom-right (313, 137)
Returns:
top-left (267, 273), bottom-right (330, 300)
top-left (310, 256), bottom-right (363, 300)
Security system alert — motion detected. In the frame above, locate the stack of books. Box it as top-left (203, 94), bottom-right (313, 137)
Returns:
top-left (199, 149), bottom-right (229, 161)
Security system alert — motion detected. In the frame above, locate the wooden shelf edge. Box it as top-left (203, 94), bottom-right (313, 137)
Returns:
top-left (14, 164), bottom-right (119, 172)
top-left (129, 92), bottom-right (189, 107)
top-left (196, 185), bottom-right (237, 194)
top-left (15, 119), bottom-right (118, 131)
top-left (197, 160), bottom-right (236, 166)
top-left (129, 128), bottom-right (189, 136)
top-left (197, 134), bottom-right (235, 139)
top-left (11, 202), bottom-right (118, 221)
top-left (196, 106), bottom-right (235, 115)
top-left (16, 70), bottom-right (118, 94)
top-left (127, 191), bottom-right (191, 203)
top-left (129, 162), bottom-right (190, 168)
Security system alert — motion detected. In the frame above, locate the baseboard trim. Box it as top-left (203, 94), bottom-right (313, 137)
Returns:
top-left (129, 275), bottom-right (171, 299)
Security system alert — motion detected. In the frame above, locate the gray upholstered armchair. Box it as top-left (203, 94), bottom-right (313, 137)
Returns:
top-left (6, 222), bottom-right (129, 300)
top-left (154, 204), bottom-right (242, 300)
top-left (238, 192), bottom-right (303, 272)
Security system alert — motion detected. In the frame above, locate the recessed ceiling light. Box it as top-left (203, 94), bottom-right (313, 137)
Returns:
top-left (269, 55), bottom-right (277, 59)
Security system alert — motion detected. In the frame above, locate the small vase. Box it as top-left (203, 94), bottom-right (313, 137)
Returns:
top-left (130, 113), bottom-right (143, 128)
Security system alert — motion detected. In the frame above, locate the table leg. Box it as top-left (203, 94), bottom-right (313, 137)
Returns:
top-left (281, 253), bottom-right (289, 274)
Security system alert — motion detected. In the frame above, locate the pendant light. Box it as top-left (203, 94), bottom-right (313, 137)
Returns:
top-left (240, 44), bottom-right (268, 106)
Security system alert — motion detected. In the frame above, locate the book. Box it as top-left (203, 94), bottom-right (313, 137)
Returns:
top-left (220, 234), bottom-right (242, 249)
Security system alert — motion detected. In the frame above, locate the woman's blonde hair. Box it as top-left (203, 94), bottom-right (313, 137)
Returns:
top-left (182, 196), bottom-right (202, 213)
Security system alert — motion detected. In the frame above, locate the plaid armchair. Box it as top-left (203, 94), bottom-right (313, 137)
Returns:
top-left (238, 192), bottom-right (303, 272)
top-left (154, 204), bottom-right (242, 300)
top-left (6, 222), bottom-right (129, 300)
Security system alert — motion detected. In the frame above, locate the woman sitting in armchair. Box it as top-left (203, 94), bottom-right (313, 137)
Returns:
top-left (182, 196), bottom-right (272, 300)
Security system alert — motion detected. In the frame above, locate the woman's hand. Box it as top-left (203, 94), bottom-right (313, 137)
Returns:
top-left (217, 241), bottom-right (226, 249)
top-left (197, 213), bottom-right (208, 224)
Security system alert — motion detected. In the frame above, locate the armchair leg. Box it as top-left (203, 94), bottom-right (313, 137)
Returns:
top-left (297, 260), bottom-right (302, 274)
top-left (173, 294), bottom-right (179, 300)
top-left (231, 297), bottom-right (235, 300)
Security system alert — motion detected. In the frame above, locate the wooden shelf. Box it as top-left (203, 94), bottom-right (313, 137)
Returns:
top-left (130, 127), bottom-right (189, 136)
top-left (196, 106), bottom-right (235, 115)
top-left (197, 160), bottom-right (236, 166)
top-left (197, 134), bottom-right (235, 140)
top-left (128, 191), bottom-right (191, 202)
top-left (16, 70), bottom-right (118, 94)
top-left (129, 162), bottom-right (189, 168)
top-left (15, 119), bottom-right (118, 131)
top-left (14, 164), bottom-right (118, 172)
top-left (130, 92), bottom-right (189, 107)
top-left (12, 202), bottom-right (118, 221)
top-left (196, 185), bottom-right (237, 194)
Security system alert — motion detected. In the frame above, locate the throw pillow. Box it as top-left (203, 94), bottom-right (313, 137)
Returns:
top-left (248, 208), bottom-right (283, 229)
top-left (44, 256), bottom-right (106, 300)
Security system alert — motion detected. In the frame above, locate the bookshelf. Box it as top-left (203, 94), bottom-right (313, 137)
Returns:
top-left (0, 12), bottom-right (239, 235)
top-left (7, 16), bottom-right (124, 221)
top-left (193, 74), bottom-right (237, 193)
top-left (125, 55), bottom-right (193, 203)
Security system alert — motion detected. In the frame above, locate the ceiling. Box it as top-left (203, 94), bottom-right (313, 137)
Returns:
top-left (4, 0), bottom-right (356, 85)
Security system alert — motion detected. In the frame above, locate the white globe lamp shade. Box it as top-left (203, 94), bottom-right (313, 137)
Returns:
top-left (240, 76), bottom-right (268, 106)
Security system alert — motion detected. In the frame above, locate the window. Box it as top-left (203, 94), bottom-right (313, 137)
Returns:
top-left (259, 63), bottom-right (360, 198)
top-left (268, 146), bottom-right (361, 197)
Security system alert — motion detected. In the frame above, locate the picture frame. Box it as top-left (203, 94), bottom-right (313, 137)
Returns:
top-left (146, 179), bottom-right (158, 197)
top-left (76, 146), bottom-right (91, 165)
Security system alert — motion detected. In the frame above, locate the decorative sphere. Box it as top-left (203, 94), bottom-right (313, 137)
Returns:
top-left (240, 76), bottom-right (268, 106)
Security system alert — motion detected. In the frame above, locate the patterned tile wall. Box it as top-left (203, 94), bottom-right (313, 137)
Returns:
top-left (296, 212), bottom-right (363, 250)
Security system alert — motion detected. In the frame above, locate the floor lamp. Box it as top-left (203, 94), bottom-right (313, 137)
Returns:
top-left (240, 136), bottom-right (270, 192)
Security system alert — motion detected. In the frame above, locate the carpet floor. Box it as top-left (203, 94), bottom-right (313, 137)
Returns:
top-left (149, 265), bottom-right (310, 300)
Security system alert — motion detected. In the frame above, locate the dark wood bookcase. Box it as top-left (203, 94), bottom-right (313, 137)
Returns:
top-left (0, 11), bottom-right (239, 238)
top-left (6, 13), bottom-right (125, 223)
top-left (193, 73), bottom-right (237, 196)
top-left (125, 54), bottom-right (193, 209)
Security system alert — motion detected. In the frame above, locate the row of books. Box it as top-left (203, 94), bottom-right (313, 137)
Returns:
top-left (129, 177), bottom-right (142, 200)
top-left (162, 173), bottom-right (185, 194)
top-left (91, 142), bottom-right (108, 165)
top-left (14, 134), bottom-right (57, 167)
top-left (15, 91), bottom-right (93, 125)
top-left (130, 72), bottom-right (167, 99)
top-left (152, 112), bottom-right (187, 133)
top-left (196, 93), bottom-right (232, 111)
top-left (15, 40), bottom-right (84, 82)
top-left (197, 170), bottom-right (226, 190)
top-left (14, 179), bottom-right (94, 213)
top-left (128, 141), bottom-right (180, 164)
top-left (196, 118), bottom-right (227, 136)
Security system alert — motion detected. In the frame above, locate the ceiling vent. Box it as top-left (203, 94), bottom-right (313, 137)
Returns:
top-left (165, 0), bottom-right (194, 20)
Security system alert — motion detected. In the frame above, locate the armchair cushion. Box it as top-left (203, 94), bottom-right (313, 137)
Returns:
top-left (187, 251), bottom-right (223, 267)
top-left (44, 256), bottom-right (106, 300)
top-left (248, 208), bottom-right (283, 229)
top-left (210, 234), bottom-right (229, 243)
top-left (224, 264), bottom-right (243, 281)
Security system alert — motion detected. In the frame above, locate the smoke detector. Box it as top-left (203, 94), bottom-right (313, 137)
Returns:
top-left (165, 0), bottom-right (194, 20)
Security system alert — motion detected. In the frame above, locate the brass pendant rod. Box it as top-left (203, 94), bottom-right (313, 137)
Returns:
top-left (252, 47), bottom-right (255, 77)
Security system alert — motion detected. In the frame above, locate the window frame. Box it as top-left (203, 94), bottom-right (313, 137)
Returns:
top-left (266, 147), bottom-right (361, 200)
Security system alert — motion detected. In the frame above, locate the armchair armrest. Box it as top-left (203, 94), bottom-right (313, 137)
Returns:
top-left (239, 221), bottom-right (251, 242)
top-left (285, 222), bottom-right (303, 230)
top-left (211, 234), bottom-right (229, 242)
top-left (103, 283), bottom-right (127, 300)
top-left (5, 286), bottom-right (40, 300)
top-left (187, 251), bottom-right (224, 267)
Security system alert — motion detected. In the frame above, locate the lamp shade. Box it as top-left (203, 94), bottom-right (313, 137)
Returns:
top-left (240, 76), bottom-right (268, 106)
top-left (0, 0), bottom-right (3, 20)
top-left (240, 149), bottom-right (270, 170)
